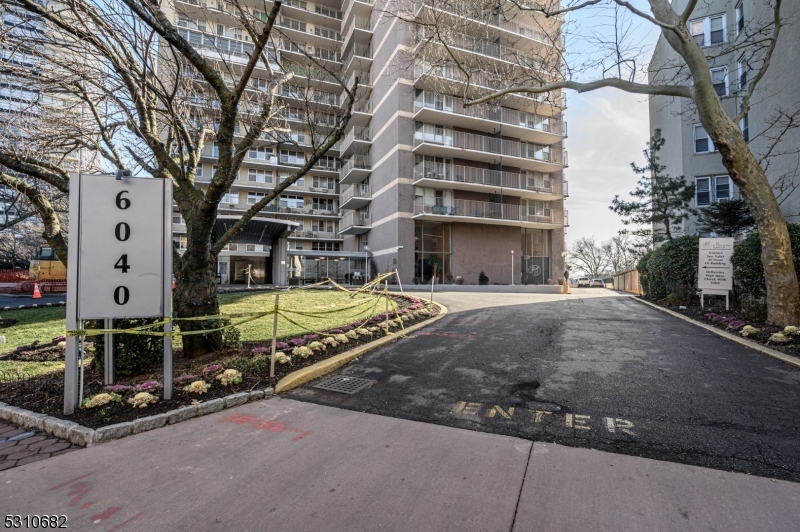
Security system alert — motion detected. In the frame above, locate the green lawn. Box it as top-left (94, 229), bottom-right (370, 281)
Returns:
top-left (0, 289), bottom-right (395, 377)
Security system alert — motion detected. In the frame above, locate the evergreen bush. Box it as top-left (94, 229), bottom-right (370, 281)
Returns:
top-left (731, 223), bottom-right (800, 300)
top-left (478, 271), bottom-right (489, 285)
top-left (644, 235), bottom-right (699, 300)
top-left (93, 318), bottom-right (164, 377)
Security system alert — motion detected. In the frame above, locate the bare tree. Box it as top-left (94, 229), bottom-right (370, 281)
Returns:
top-left (0, 0), bottom-right (359, 356)
top-left (602, 233), bottom-right (641, 274)
top-left (393, 0), bottom-right (800, 324)
top-left (569, 236), bottom-right (610, 278)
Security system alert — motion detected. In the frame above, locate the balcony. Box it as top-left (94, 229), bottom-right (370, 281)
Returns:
top-left (340, 183), bottom-right (371, 210)
top-left (413, 163), bottom-right (566, 200)
top-left (414, 130), bottom-right (567, 172)
top-left (350, 100), bottom-right (372, 127)
top-left (414, 62), bottom-right (566, 115)
top-left (414, 200), bottom-right (565, 228)
top-left (340, 154), bottom-right (371, 185)
top-left (340, 210), bottom-right (371, 235)
top-left (290, 230), bottom-right (343, 240)
top-left (343, 14), bottom-right (372, 48)
top-left (263, 204), bottom-right (340, 217)
top-left (342, 42), bottom-right (373, 77)
top-left (340, 126), bottom-right (371, 155)
top-left (414, 91), bottom-right (565, 144)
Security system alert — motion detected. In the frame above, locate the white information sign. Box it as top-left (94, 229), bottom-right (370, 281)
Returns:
top-left (698, 237), bottom-right (734, 291)
top-left (76, 176), bottom-right (169, 318)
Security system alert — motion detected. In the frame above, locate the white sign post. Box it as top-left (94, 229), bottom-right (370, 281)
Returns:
top-left (64, 175), bottom-right (173, 414)
top-left (698, 237), bottom-right (734, 310)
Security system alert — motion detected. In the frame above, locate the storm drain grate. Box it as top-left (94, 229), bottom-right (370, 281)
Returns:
top-left (311, 375), bottom-right (376, 394)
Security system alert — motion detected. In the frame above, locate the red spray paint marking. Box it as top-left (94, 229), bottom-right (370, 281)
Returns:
top-left (104, 512), bottom-right (142, 532)
top-left (222, 413), bottom-right (312, 441)
top-left (92, 507), bottom-right (120, 521)
top-left (49, 473), bottom-right (92, 491)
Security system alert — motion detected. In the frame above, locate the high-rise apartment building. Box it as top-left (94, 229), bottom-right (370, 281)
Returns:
top-left (166, 0), bottom-right (569, 285)
top-left (649, 0), bottom-right (800, 237)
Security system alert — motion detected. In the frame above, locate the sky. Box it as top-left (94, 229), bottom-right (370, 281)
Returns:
top-left (560, 1), bottom-right (662, 247)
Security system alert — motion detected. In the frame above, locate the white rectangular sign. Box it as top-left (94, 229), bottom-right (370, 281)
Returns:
top-left (76, 175), bottom-right (169, 319)
top-left (698, 237), bottom-right (734, 291)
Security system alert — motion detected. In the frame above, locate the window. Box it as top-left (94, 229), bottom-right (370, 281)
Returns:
top-left (314, 5), bottom-right (342, 19)
top-left (312, 242), bottom-right (340, 251)
top-left (196, 165), bottom-right (203, 178)
top-left (737, 56), bottom-right (747, 90)
top-left (173, 236), bottom-right (187, 250)
top-left (246, 244), bottom-right (264, 252)
top-left (313, 220), bottom-right (335, 232)
top-left (248, 191), bottom-right (266, 204)
top-left (248, 169), bottom-right (272, 183)
top-left (696, 176), bottom-right (731, 206)
top-left (228, 243), bottom-right (238, 251)
top-left (279, 174), bottom-right (305, 187)
top-left (280, 195), bottom-right (304, 209)
top-left (172, 214), bottom-right (184, 224)
top-left (690, 15), bottom-right (725, 47)
top-left (312, 176), bottom-right (337, 190)
top-left (280, 150), bottom-right (305, 166)
top-left (248, 146), bottom-right (272, 160)
top-left (740, 114), bottom-right (749, 142)
top-left (289, 240), bottom-right (304, 250)
top-left (312, 198), bottom-right (337, 212)
top-left (694, 124), bottom-right (715, 153)
top-left (736, 2), bottom-right (744, 35)
top-left (212, 141), bottom-right (219, 158)
top-left (221, 192), bottom-right (239, 204)
top-left (711, 67), bottom-right (728, 97)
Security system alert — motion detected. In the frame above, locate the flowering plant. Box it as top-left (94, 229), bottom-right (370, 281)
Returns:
top-left (303, 334), bottom-right (319, 341)
top-left (201, 364), bottom-right (222, 375)
top-left (275, 341), bottom-right (289, 350)
top-left (81, 392), bottom-right (122, 409)
top-left (345, 330), bottom-right (358, 340)
top-left (334, 334), bottom-right (349, 344)
top-left (134, 380), bottom-right (162, 393)
top-left (251, 346), bottom-right (268, 354)
top-left (175, 374), bottom-right (199, 384)
top-left (726, 320), bottom-right (745, 331)
top-left (290, 338), bottom-right (306, 346)
top-left (103, 384), bottom-right (133, 394)
top-left (276, 352), bottom-right (291, 364)
top-left (293, 346), bottom-right (313, 358)
top-left (308, 341), bottom-right (325, 351)
top-left (217, 369), bottom-right (243, 386)
top-left (783, 326), bottom-right (798, 336)
top-left (128, 392), bottom-right (158, 408)
top-left (183, 380), bottom-right (211, 394)
top-left (741, 325), bottom-right (760, 337)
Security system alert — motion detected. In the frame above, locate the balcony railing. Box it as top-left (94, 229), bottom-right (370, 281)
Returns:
top-left (341, 126), bottom-right (371, 152)
top-left (341, 183), bottom-right (371, 204)
top-left (309, 184), bottom-right (340, 194)
top-left (414, 163), bottom-right (565, 195)
top-left (414, 91), bottom-right (565, 136)
top-left (341, 154), bottom-right (371, 177)
top-left (342, 42), bottom-right (373, 67)
top-left (414, 130), bottom-right (567, 166)
top-left (414, 62), bottom-right (566, 108)
top-left (341, 210), bottom-right (371, 229)
top-left (343, 14), bottom-right (372, 42)
top-left (264, 204), bottom-right (340, 216)
top-left (415, 200), bottom-right (564, 225)
top-left (291, 230), bottom-right (342, 240)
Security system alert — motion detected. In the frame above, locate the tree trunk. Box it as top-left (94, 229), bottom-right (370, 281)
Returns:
top-left (718, 136), bottom-right (800, 325)
top-left (173, 252), bottom-right (222, 358)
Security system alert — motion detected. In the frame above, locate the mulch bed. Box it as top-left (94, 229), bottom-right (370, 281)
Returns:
top-left (0, 339), bottom-right (66, 362)
top-left (0, 296), bottom-right (439, 429)
top-left (644, 296), bottom-right (800, 358)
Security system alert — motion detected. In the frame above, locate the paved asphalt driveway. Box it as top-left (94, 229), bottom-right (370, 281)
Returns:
top-left (287, 289), bottom-right (800, 482)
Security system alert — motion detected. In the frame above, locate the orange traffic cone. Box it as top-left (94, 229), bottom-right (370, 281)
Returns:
top-left (32, 283), bottom-right (42, 299)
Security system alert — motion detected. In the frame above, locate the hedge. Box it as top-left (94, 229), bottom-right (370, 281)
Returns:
top-left (730, 223), bottom-right (800, 300)
top-left (641, 236), bottom-right (699, 300)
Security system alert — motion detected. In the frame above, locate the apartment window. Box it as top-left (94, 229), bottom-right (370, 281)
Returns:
top-left (313, 220), bottom-right (335, 233)
top-left (312, 176), bottom-right (336, 190)
top-left (690, 15), bottom-right (725, 47)
top-left (221, 192), bottom-right (239, 204)
top-left (196, 165), bottom-right (203, 178)
top-left (314, 25), bottom-right (341, 41)
top-left (280, 150), bottom-right (305, 166)
top-left (696, 175), bottom-right (731, 206)
top-left (279, 17), bottom-right (306, 33)
top-left (248, 191), bottom-right (266, 204)
top-left (315, 156), bottom-right (338, 170)
top-left (314, 5), bottom-right (342, 19)
top-left (172, 214), bottom-right (184, 224)
top-left (694, 124), bottom-right (715, 154)
top-left (248, 169), bottom-right (272, 183)
top-left (248, 146), bottom-right (272, 160)
top-left (312, 242), bottom-right (340, 251)
top-left (246, 244), bottom-right (264, 252)
top-left (212, 141), bottom-right (219, 158)
top-left (738, 56), bottom-right (747, 90)
top-left (740, 114), bottom-right (749, 142)
top-left (736, 2), bottom-right (744, 35)
top-left (173, 236), bottom-right (187, 250)
top-left (280, 195), bottom-right (304, 209)
top-left (289, 240), bottom-right (304, 250)
top-left (279, 174), bottom-right (305, 187)
top-left (290, 130), bottom-right (307, 144)
top-left (312, 198), bottom-right (336, 212)
top-left (212, 165), bottom-right (218, 178)
top-left (711, 67), bottom-right (728, 97)
top-left (228, 243), bottom-right (238, 251)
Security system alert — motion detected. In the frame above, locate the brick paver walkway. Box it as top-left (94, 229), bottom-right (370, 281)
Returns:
top-left (0, 422), bottom-right (79, 471)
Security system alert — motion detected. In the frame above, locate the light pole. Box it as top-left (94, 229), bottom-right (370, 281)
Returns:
top-left (511, 250), bottom-right (514, 285)
top-left (364, 244), bottom-right (370, 281)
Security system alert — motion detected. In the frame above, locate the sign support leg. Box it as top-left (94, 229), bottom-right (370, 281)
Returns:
top-left (104, 318), bottom-right (114, 384)
top-left (164, 321), bottom-right (172, 400)
top-left (270, 294), bottom-right (279, 378)
top-left (78, 320), bottom-right (85, 407)
top-left (64, 336), bottom-right (78, 414)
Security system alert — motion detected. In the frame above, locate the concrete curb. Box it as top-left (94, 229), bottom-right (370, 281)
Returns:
top-left (633, 297), bottom-right (800, 370)
top-left (0, 387), bottom-right (275, 448)
top-left (275, 302), bottom-right (449, 394)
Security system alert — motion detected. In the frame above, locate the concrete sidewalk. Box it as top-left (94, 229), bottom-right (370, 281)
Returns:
top-left (3, 398), bottom-right (799, 531)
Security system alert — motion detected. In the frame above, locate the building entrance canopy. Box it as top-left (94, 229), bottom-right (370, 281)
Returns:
top-left (212, 215), bottom-right (298, 245)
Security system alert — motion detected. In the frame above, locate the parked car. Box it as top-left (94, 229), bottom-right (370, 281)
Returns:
top-left (577, 277), bottom-right (590, 287)
top-left (590, 279), bottom-right (605, 288)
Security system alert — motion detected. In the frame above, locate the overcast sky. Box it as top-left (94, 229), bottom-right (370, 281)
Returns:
top-left (562, 1), bottom-right (662, 247)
